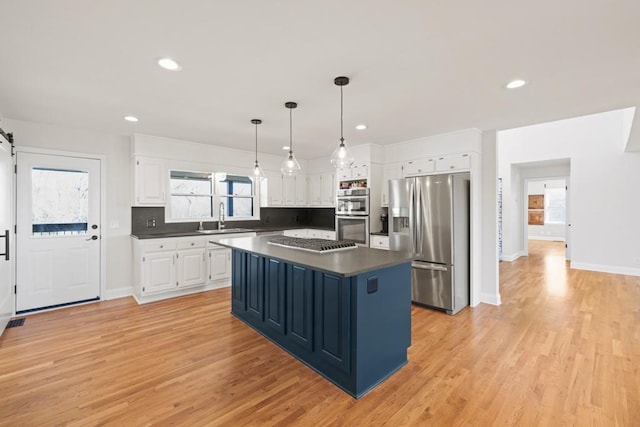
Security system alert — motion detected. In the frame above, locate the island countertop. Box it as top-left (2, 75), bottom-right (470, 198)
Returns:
top-left (214, 235), bottom-right (413, 277)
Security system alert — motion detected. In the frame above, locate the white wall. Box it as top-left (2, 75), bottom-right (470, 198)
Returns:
top-left (5, 118), bottom-right (132, 298)
top-left (480, 131), bottom-right (499, 305)
top-left (498, 107), bottom-right (640, 276)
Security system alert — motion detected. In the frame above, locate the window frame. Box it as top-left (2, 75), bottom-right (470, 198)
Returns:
top-left (165, 169), bottom-right (260, 223)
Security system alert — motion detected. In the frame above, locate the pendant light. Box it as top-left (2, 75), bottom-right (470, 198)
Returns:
top-left (330, 76), bottom-right (355, 168)
top-left (250, 119), bottom-right (265, 180)
top-left (281, 102), bottom-right (301, 176)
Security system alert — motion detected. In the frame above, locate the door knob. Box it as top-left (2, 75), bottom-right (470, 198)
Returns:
top-left (86, 235), bottom-right (98, 241)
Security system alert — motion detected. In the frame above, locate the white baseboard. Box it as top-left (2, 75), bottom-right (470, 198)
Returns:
top-left (133, 282), bottom-right (231, 304)
top-left (528, 236), bottom-right (565, 242)
top-left (500, 251), bottom-right (526, 262)
top-left (104, 286), bottom-right (134, 300)
top-left (570, 262), bottom-right (640, 277)
top-left (480, 292), bottom-right (502, 306)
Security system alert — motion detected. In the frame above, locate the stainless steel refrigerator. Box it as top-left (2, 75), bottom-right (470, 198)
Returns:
top-left (389, 173), bottom-right (470, 315)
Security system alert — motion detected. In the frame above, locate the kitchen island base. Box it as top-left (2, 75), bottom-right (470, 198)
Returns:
top-left (230, 249), bottom-right (412, 399)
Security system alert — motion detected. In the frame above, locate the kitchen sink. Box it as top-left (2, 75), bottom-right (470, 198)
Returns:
top-left (196, 228), bottom-right (253, 234)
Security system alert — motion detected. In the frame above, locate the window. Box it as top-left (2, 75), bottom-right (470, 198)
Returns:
top-left (168, 170), bottom-right (257, 221)
top-left (217, 175), bottom-right (254, 218)
top-left (169, 171), bottom-right (214, 219)
top-left (544, 187), bottom-right (566, 224)
top-left (31, 167), bottom-right (88, 236)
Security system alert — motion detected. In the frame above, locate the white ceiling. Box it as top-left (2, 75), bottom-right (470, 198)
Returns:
top-left (1, 1), bottom-right (639, 159)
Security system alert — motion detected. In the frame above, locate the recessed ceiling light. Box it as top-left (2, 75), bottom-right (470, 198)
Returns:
top-left (123, 115), bottom-right (139, 122)
top-left (282, 146), bottom-right (290, 150)
top-left (355, 124), bottom-right (367, 130)
top-left (506, 79), bottom-right (526, 89)
top-left (157, 57), bottom-right (182, 71)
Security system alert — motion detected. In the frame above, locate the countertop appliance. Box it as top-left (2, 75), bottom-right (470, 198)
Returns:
top-left (335, 188), bottom-right (370, 246)
top-left (267, 236), bottom-right (357, 253)
top-left (389, 173), bottom-right (470, 315)
top-left (380, 212), bottom-right (388, 234)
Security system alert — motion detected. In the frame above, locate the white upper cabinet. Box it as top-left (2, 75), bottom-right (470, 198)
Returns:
top-left (351, 163), bottom-right (368, 178)
top-left (435, 153), bottom-right (471, 172)
top-left (308, 174), bottom-right (322, 206)
top-left (133, 156), bottom-right (166, 206)
top-left (282, 175), bottom-right (295, 205)
top-left (263, 172), bottom-right (283, 206)
top-left (403, 158), bottom-right (435, 176)
top-left (337, 163), bottom-right (368, 180)
top-left (319, 172), bottom-right (335, 206)
top-left (294, 175), bottom-right (307, 206)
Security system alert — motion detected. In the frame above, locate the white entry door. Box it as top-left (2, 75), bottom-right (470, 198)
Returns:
top-left (16, 152), bottom-right (101, 312)
top-left (0, 134), bottom-right (13, 333)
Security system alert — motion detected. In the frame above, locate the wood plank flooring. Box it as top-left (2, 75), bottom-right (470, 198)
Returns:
top-left (1, 240), bottom-right (639, 425)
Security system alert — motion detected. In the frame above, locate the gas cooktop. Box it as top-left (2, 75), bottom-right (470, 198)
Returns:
top-left (267, 236), bottom-right (357, 253)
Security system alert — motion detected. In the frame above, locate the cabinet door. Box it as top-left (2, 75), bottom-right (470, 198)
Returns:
top-left (208, 248), bottom-right (231, 282)
top-left (246, 253), bottom-right (264, 322)
top-left (134, 157), bottom-right (166, 206)
top-left (314, 272), bottom-right (351, 373)
top-left (295, 175), bottom-right (307, 206)
top-left (307, 174), bottom-right (321, 206)
top-left (337, 168), bottom-right (351, 180)
top-left (142, 251), bottom-right (176, 294)
top-left (282, 175), bottom-right (295, 206)
top-left (286, 264), bottom-right (314, 351)
top-left (177, 248), bottom-right (206, 288)
top-left (264, 258), bottom-right (286, 335)
top-left (435, 153), bottom-right (471, 172)
top-left (403, 158), bottom-right (435, 176)
top-left (320, 172), bottom-right (335, 206)
top-left (352, 163), bottom-right (368, 178)
top-left (231, 251), bottom-right (246, 312)
top-left (267, 173), bottom-right (283, 206)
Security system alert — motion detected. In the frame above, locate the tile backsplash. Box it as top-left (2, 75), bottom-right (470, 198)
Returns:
top-left (131, 207), bottom-right (335, 236)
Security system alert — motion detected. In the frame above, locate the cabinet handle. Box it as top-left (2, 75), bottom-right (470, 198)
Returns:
top-left (160, 245), bottom-right (163, 248)
top-left (191, 242), bottom-right (194, 246)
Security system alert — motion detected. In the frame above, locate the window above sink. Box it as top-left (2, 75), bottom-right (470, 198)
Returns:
top-left (166, 169), bottom-right (259, 223)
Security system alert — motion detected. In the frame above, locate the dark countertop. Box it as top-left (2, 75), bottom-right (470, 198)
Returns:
top-left (215, 235), bottom-right (413, 277)
top-left (370, 231), bottom-right (389, 236)
top-left (131, 226), bottom-right (335, 240)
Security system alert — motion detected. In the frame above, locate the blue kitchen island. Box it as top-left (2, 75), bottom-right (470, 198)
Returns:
top-left (215, 235), bottom-right (413, 399)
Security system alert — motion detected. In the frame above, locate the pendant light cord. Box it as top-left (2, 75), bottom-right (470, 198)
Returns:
top-left (289, 106), bottom-right (293, 155)
top-left (255, 122), bottom-right (258, 163)
top-left (340, 85), bottom-right (344, 144)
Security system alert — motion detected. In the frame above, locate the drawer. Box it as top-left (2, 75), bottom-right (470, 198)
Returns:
top-left (177, 239), bottom-right (206, 249)
top-left (142, 240), bottom-right (177, 252)
top-left (370, 235), bottom-right (389, 250)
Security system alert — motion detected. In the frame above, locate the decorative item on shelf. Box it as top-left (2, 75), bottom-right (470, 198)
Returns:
top-left (330, 76), bottom-right (355, 169)
top-left (250, 119), bottom-right (265, 180)
top-left (281, 102), bottom-right (301, 176)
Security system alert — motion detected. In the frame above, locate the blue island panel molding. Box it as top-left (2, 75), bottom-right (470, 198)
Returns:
top-left (230, 249), bottom-right (411, 399)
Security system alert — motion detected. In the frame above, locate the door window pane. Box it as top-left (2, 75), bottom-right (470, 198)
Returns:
top-left (32, 168), bottom-right (88, 236)
top-left (544, 187), bottom-right (566, 224)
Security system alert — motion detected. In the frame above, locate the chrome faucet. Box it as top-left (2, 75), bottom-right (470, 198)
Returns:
top-left (198, 221), bottom-right (204, 231)
top-left (218, 202), bottom-right (226, 230)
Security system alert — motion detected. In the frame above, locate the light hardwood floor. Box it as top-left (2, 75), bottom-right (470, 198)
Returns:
top-left (1, 240), bottom-right (639, 425)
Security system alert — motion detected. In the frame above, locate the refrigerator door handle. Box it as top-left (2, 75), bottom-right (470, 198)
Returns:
top-left (411, 262), bottom-right (448, 272)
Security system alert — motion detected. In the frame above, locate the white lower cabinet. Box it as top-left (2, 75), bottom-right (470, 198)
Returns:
top-left (208, 247), bottom-right (231, 282)
top-left (133, 232), bottom-right (255, 303)
top-left (370, 235), bottom-right (390, 250)
top-left (142, 251), bottom-right (176, 294)
top-left (177, 248), bottom-right (207, 288)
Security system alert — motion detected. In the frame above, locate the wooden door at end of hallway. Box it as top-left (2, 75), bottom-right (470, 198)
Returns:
top-left (16, 152), bottom-right (101, 313)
